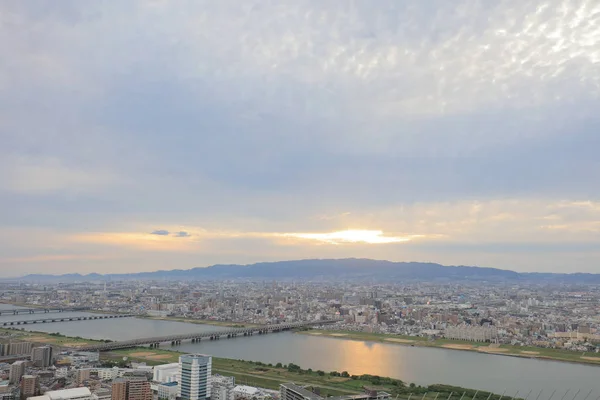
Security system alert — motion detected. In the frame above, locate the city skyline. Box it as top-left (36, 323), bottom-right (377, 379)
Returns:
top-left (1, 1), bottom-right (599, 275)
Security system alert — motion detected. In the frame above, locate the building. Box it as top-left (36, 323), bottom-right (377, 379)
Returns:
top-left (211, 375), bottom-right (235, 400)
top-left (31, 346), bottom-right (53, 368)
top-left (177, 354), bottom-right (212, 400)
top-left (280, 384), bottom-right (390, 400)
top-left (111, 380), bottom-right (127, 400)
top-left (232, 386), bottom-right (262, 400)
top-left (444, 326), bottom-right (498, 342)
top-left (20, 375), bottom-right (40, 400)
top-left (153, 364), bottom-right (179, 383)
top-left (77, 369), bottom-right (92, 384)
top-left (6, 343), bottom-right (33, 357)
top-left (0, 385), bottom-right (17, 400)
top-left (156, 382), bottom-right (178, 400)
top-left (91, 389), bottom-right (111, 400)
top-left (280, 384), bottom-right (322, 400)
top-left (29, 388), bottom-right (93, 400)
top-left (112, 378), bottom-right (152, 400)
top-left (9, 361), bottom-right (27, 384)
top-left (0, 392), bottom-right (16, 400)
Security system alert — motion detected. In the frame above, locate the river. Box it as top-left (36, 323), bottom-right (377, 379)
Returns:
top-left (1, 309), bottom-right (598, 397)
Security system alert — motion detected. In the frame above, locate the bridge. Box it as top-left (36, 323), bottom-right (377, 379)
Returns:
top-left (74, 319), bottom-right (341, 351)
top-left (0, 307), bottom-right (91, 315)
top-left (1, 314), bottom-right (135, 326)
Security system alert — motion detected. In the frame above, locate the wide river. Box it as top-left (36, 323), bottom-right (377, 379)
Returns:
top-left (1, 307), bottom-right (598, 397)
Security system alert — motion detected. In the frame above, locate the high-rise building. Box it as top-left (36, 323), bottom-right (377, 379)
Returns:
top-left (127, 379), bottom-right (152, 400)
top-left (112, 378), bottom-right (152, 400)
top-left (9, 360), bottom-right (27, 384)
top-left (7, 342), bottom-right (33, 356)
top-left (177, 354), bottom-right (212, 400)
top-left (211, 375), bottom-right (235, 400)
top-left (31, 346), bottom-right (53, 368)
top-left (111, 380), bottom-right (128, 400)
top-left (20, 375), bottom-right (40, 400)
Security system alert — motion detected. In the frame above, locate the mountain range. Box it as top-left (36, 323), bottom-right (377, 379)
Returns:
top-left (9, 258), bottom-right (600, 283)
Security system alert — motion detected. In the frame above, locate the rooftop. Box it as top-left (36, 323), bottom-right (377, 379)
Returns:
top-left (280, 383), bottom-right (322, 400)
top-left (233, 385), bottom-right (259, 395)
top-left (46, 388), bottom-right (92, 400)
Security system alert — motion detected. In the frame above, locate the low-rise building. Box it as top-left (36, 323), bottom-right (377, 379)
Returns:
top-left (29, 388), bottom-right (93, 400)
top-left (211, 376), bottom-right (235, 400)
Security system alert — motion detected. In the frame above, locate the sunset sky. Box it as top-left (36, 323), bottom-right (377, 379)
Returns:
top-left (1, 0), bottom-right (599, 276)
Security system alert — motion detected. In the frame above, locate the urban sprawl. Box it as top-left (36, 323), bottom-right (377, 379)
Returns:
top-left (1, 280), bottom-right (600, 400)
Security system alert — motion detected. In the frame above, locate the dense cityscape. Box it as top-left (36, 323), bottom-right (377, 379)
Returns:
top-left (2, 281), bottom-right (600, 351)
top-left (1, 279), bottom-right (600, 400)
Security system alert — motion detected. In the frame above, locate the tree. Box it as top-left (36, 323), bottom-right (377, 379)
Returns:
top-left (275, 363), bottom-right (283, 368)
top-left (317, 370), bottom-right (325, 376)
top-left (341, 371), bottom-right (350, 378)
top-left (287, 363), bottom-right (301, 372)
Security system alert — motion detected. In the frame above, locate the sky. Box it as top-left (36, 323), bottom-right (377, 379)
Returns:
top-left (1, 0), bottom-right (599, 277)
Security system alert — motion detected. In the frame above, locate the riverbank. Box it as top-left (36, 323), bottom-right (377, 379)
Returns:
top-left (0, 327), bottom-right (109, 347)
top-left (299, 329), bottom-right (600, 366)
top-left (104, 347), bottom-right (510, 400)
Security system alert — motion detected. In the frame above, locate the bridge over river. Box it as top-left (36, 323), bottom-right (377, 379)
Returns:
top-left (74, 319), bottom-right (341, 351)
top-left (2, 314), bottom-right (135, 326)
top-left (0, 307), bottom-right (92, 315)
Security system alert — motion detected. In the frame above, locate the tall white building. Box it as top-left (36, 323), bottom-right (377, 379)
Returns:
top-left (153, 363), bottom-right (179, 383)
top-left (177, 354), bottom-right (212, 400)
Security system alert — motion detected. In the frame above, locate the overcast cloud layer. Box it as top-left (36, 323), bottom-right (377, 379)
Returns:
top-left (1, 0), bottom-right (599, 276)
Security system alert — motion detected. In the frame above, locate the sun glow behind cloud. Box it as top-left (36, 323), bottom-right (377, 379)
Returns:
top-left (280, 230), bottom-right (424, 245)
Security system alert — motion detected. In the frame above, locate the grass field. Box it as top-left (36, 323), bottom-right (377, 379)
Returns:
top-left (299, 330), bottom-right (600, 365)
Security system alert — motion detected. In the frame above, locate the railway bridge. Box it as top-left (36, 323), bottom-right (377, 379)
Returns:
top-left (1, 314), bottom-right (135, 326)
top-left (74, 319), bottom-right (341, 351)
top-left (0, 307), bottom-right (92, 315)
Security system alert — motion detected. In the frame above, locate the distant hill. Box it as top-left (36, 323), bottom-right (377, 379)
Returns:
top-left (9, 258), bottom-right (600, 283)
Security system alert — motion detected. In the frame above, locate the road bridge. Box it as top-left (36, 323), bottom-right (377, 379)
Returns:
top-left (75, 319), bottom-right (341, 351)
top-left (0, 307), bottom-right (91, 315)
top-left (1, 314), bottom-right (135, 326)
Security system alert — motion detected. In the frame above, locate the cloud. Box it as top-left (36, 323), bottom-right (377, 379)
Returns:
top-left (0, 254), bottom-right (112, 264)
top-left (0, 156), bottom-right (120, 195)
top-left (174, 231), bottom-right (191, 238)
top-left (1, 1), bottom-right (600, 274)
top-left (280, 230), bottom-right (428, 245)
top-left (150, 230), bottom-right (170, 236)
top-left (73, 232), bottom-right (198, 252)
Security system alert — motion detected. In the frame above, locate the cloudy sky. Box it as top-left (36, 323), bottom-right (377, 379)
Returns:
top-left (1, 0), bottom-right (599, 276)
